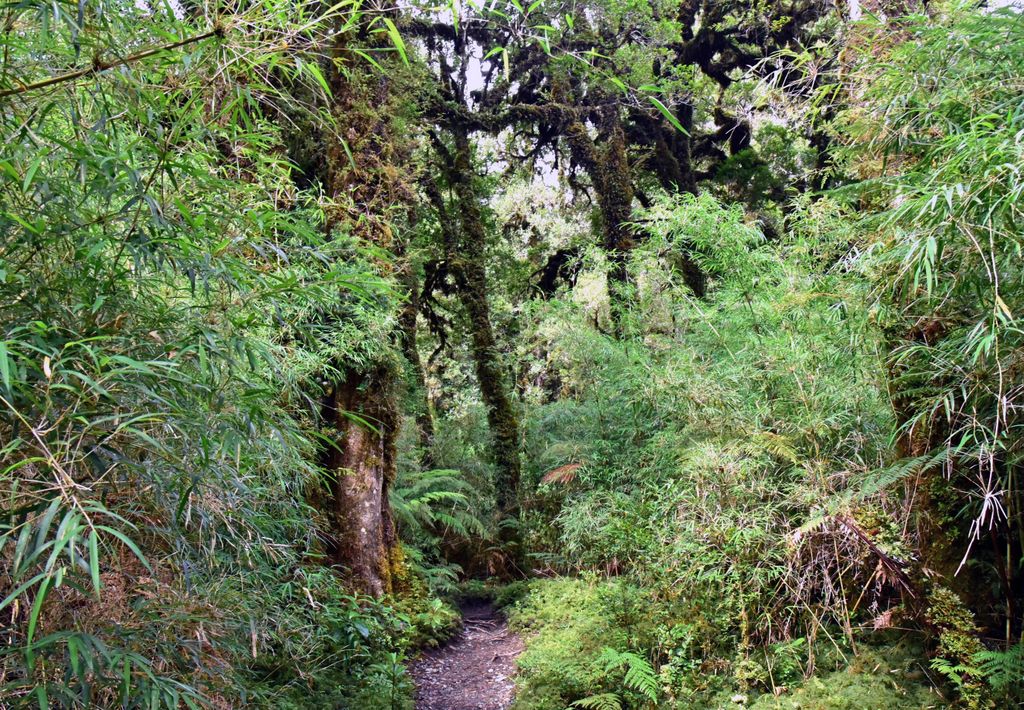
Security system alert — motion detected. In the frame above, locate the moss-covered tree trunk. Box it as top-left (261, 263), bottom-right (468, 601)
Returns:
top-left (427, 127), bottom-right (523, 559)
top-left (305, 25), bottom-right (415, 596)
top-left (540, 78), bottom-right (638, 311)
top-left (456, 264), bottom-right (522, 523)
top-left (448, 130), bottom-right (521, 522)
top-left (396, 242), bottom-right (436, 462)
top-left (564, 109), bottom-right (636, 301)
top-left (318, 367), bottom-right (400, 596)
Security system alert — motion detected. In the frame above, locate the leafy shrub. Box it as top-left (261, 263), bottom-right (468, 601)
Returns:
top-left (494, 580), bottom-right (532, 610)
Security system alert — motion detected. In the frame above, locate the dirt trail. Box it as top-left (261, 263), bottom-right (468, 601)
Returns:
top-left (409, 601), bottom-right (524, 710)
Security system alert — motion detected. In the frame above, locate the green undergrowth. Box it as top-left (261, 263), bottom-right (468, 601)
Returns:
top-left (456, 578), bottom-right (532, 610)
top-left (507, 578), bottom-right (612, 710)
top-left (507, 577), bottom-right (942, 710)
top-left (743, 643), bottom-right (943, 710)
top-left (234, 556), bottom-right (461, 710)
top-left (746, 660), bottom-right (940, 710)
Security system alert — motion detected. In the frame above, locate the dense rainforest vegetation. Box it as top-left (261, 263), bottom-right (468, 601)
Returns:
top-left (2, 0), bottom-right (1024, 707)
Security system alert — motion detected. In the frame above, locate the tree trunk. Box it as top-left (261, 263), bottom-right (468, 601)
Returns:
top-left (426, 127), bottom-right (523, 544)
top-left (457, 258), bottom-right (522, 522)
top-left (396, 244), bottom-right (436, 463)
top-left (448, 130), bottom-right (521, 522)
top-left (564, 109), bottom-right (636, 317)
top-left (304, 23), bottom-right (414, 596)
top-left (318, 367), bottom-right (400, 596)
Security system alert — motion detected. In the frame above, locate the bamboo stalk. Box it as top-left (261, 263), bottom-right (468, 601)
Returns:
top-left (0, 25), bottom-right (224, 99)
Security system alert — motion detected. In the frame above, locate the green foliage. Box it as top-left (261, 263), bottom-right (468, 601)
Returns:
top-left (494, 580), bottom-right (532, 609)
top-left (392, 468), bottom-right (487, 544)
top-left (496, 185), bottom-right (953, 706)
top-left (571, 693), bottom-right (623, 710)
top-left (973, 643), bottom-right (1024, 702)
top-left (521, 189), bottom-right (895, 645)
top-left (636, 191), bottom-right (768, 288)
top-left (236, 568), bottom-right (412, 709)
top-left (392, 414), bottom-right (497, 589)
top-left (841, 2), bottom-right (1024, 583)
top-left (746, 643), bottom-right (938, 710)
top-left (3, 1), bottom-right (1021, 708)
top-left (508, 578), bottom-right (614, 709)
top-left (595, 648), bottom-right (659, 704)
top-left (0, 0), bottom-right (418, 706)
top-left (507, 579), bottom-right (939, 709)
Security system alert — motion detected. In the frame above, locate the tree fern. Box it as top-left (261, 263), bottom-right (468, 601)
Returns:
top-left (390, 468), bottom-right (485, 539)
top-left (390, 467), bottom-right (486, 594)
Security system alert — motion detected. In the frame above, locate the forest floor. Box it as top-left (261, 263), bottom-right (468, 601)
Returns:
top-left (409, 600), bottom-right (524, 710)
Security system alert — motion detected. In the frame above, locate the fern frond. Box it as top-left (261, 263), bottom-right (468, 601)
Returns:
top-left (974, 643), bottom-right (1024, 690)
top-left (597, 648), bottom-right (659, 703)
top-left (572, 693), bottom-right (623, 710)
top-left (390, 467), bottom-right (487, 542)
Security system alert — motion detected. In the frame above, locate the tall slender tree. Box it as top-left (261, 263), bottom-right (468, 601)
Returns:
top-left (424, 125), bottom-right (524, 565)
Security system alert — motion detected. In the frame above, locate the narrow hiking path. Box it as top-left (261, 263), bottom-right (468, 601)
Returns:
top-left (409, 601), bottom-right (524, 710)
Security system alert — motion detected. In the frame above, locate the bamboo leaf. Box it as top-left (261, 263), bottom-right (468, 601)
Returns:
top-left (88, 529), bottom-right (101, 597)
top-left (381, 18), bottom-right (408, 66)
top-left (27, 573), bottom-right (53, 650)
top-left (351, 48), bottom-right (384, 72)
top-left (0, 341), bottom-right (10, 391)
top-left (649, 97), bottom-right (689, 135)
top-left (96, 526), bottom-right (151, 571)
top-left (304, 62), bottom-right (332, 96)
top-left (22, 156), bottom-right (42, 193)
